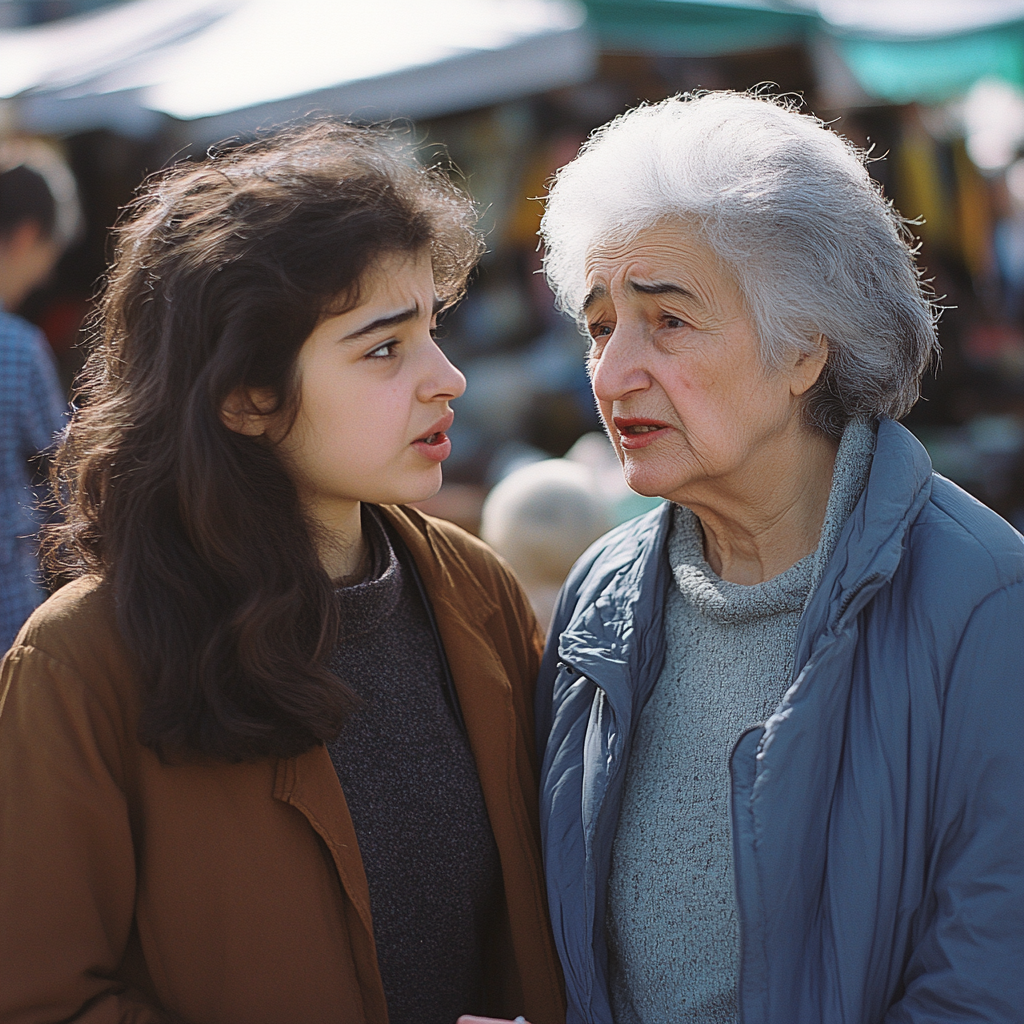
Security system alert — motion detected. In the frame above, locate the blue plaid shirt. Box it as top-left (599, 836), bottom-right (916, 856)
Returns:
top-left (0, 307), bottom-right (67, 651)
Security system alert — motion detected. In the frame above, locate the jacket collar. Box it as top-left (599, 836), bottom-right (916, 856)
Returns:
top-left (796, 418), bottom-right (933, 659)
top-left (271, 502), bottom-right (508, 902)
top-left (557, 501), bottom-right (673, 719)
top-left (554, 420), bottom-right (934, 701)
top-left (377, 504), bottom-right (523, 794)
top-left (379, 504), bottom-right (500, 624)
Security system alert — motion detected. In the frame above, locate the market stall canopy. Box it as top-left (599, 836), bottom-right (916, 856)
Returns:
top-left (584, 0), bottom-right (1024, 104)
top-left (797, 1), bottom-right (1024, 105)
top-left (580, 0), bottom-right (813, 55)
top-left (0, 0), bottom-right (596, 141)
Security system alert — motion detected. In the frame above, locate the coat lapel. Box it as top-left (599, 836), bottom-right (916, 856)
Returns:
top-left (273, 747), bottom-right (388, 1023)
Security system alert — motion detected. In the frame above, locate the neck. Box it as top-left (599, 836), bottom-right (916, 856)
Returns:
top-left (307, 498), bottom-right (368, 582)
top-left (674, 425), bottom-right (838, 586)
top-left (0, 263), bottom-right (25, 310)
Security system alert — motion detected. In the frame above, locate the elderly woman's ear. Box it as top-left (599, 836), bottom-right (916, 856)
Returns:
top-left (788, 333), bottom-right (829, 398)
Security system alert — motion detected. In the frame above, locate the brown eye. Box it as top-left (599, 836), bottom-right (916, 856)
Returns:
top-left (367, 340), bottom-right (399, 359)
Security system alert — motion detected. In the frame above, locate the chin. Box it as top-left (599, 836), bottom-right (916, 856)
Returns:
top-left (623, 446), bottom-right (702, 501)
top-left (387, 468), bottom-right (444, 507)
top-left (621, 463), bottom-right (674, 500)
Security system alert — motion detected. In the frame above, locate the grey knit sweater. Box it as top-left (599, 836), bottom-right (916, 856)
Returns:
top-left (607, 422), bottom-right (875, 1024)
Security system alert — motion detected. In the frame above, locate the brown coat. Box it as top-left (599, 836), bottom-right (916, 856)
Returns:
top-left (0, 506), bottom-right (565, 1024)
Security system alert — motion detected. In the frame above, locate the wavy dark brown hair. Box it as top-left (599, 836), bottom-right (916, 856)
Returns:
top-left (45, 122), bottom-right (482, 761)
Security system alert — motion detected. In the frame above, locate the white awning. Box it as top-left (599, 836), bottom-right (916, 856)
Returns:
top-left (0, 0), bottom-right (596, 140)
top-left (807, 0), bottom-right (1024, 40)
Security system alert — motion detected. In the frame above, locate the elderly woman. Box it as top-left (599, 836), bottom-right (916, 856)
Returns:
top-left (534, 93), bottom-right (1024, 1024)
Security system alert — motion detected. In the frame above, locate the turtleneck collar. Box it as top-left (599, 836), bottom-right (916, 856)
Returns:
top-left (333, 506), bottom-right (403, 640)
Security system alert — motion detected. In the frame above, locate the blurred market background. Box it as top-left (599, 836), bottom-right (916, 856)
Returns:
top-left (6, 0), bottom-right (1024, 621)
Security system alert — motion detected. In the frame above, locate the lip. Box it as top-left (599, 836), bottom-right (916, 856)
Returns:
top-left (411, 410), bottom-right (455, 463)
top-left (613, 416), bottom-right (673, 450)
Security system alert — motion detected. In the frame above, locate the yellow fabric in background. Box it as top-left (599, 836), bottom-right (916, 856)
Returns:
top-left (953, 140), bottom-right (994, 279)
top-left (894, 126), bottom-right (954, 249)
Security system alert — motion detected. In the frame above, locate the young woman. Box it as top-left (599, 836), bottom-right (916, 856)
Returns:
top-left (0, 124), bottom-right (564, 1024)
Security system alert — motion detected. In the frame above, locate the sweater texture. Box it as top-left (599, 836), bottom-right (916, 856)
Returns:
top-left (328, 507), bottom-right (501, 1024)
top-left (607, 422), bottom-right (875, 1024)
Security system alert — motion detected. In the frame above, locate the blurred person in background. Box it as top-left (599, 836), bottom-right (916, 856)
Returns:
top-left (0, 123), bottom-right (564, 1024)
top-left (0, 140), bottom-right (79, 650)
top-left (535, 93), bottom-right (1024, 1024)
top-left (481, 457), bottom-right (613, 633)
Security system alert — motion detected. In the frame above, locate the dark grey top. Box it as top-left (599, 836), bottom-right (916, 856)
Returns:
top-left (327, 507), bottom-right (501, 1024)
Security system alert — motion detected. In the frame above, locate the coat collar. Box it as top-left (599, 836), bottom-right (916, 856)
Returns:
top-left (556, 501), bottom-right (672, 715)
top-left (553, 420), bottom-right (935, 715)
top-left (382, 504), bottom-right (500, 619)
top-left (797, 418), bottom-right (933, 656)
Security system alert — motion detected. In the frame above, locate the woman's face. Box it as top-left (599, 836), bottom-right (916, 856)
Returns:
top-left (584, 221), bottom-right (823, 507)
top-left (272, 248), bottom-right (466, 528)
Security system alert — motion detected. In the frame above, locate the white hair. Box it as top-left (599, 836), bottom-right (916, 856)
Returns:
top-left (540, 92), bottom-right (940, 436)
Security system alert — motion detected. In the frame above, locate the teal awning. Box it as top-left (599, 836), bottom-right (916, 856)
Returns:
top-left (836, 22), bottom-right (1024, 105)
top-left (581, 0), bottom-right (1024, 104)
top-left (582, 0), bottom-right (813, 56)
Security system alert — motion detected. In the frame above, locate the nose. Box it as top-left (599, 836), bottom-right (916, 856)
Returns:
top-left (420, 338), bottom-right (467, 403)
top-left (590, 323), bottom-right (651, 406)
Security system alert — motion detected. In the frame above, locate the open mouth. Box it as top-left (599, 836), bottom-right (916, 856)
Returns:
top-left (412, 417), bottom-right (454, 462)
top-left (613, 416), bottom-right (671, 450)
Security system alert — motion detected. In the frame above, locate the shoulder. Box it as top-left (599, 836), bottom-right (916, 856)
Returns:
top-left (0, 309), bottom-right (48, 362)
top-left (555, 502), bottom-right (671, 622)
top-left (0, 312), bottom-right (58, 408)
top-left (6, 575), bottom-right (136, 707)
top-left (381, 503), bottom-right (523, 596)
top-left (865, 421), bottom-right (1024, 615)
top-left (1, 577), bottom-right (143, 800)
top-left (903, 474), bottom-right (1024, 602)
top-left (862, 472), bottom-right (1024, 685)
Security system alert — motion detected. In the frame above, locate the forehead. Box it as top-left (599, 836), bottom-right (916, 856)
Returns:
top-left (360, 247), bottom-right (434, 297)
top-left (583, 220), bottom-right (732, 302)
top-left (586, 220), bottom-right (717, 274)
top-left (321, 247), bottom-right (434, 316)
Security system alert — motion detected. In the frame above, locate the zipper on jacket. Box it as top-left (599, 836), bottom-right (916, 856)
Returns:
top-left (730, 722), bottom-right (767, 1024)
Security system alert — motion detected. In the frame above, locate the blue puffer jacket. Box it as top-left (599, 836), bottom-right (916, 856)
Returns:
top-left (536, 419), bottom-right (1024, 1024)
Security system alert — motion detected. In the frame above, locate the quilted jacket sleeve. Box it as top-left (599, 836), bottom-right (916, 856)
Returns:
top-left (885, 580), bottom-right (1024, 1023)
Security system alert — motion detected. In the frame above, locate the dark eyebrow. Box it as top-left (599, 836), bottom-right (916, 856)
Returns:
top-left (582, 284), bottom-right (607, 314)
top-left (581, 280), bottom-right (702, 315)
top-left (342, 297), bottom-right (443, 340)
top-left (629, 280), bottom-right (703, 305)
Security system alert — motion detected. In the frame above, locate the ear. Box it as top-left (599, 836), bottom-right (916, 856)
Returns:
top-left (789, 333), bottom-right (829, 397)
top-left (219, 386), bottom-right (278, 436)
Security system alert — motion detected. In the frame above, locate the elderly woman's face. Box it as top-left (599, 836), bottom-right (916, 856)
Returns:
top-left (584, 221), bottom-right (823, 505)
